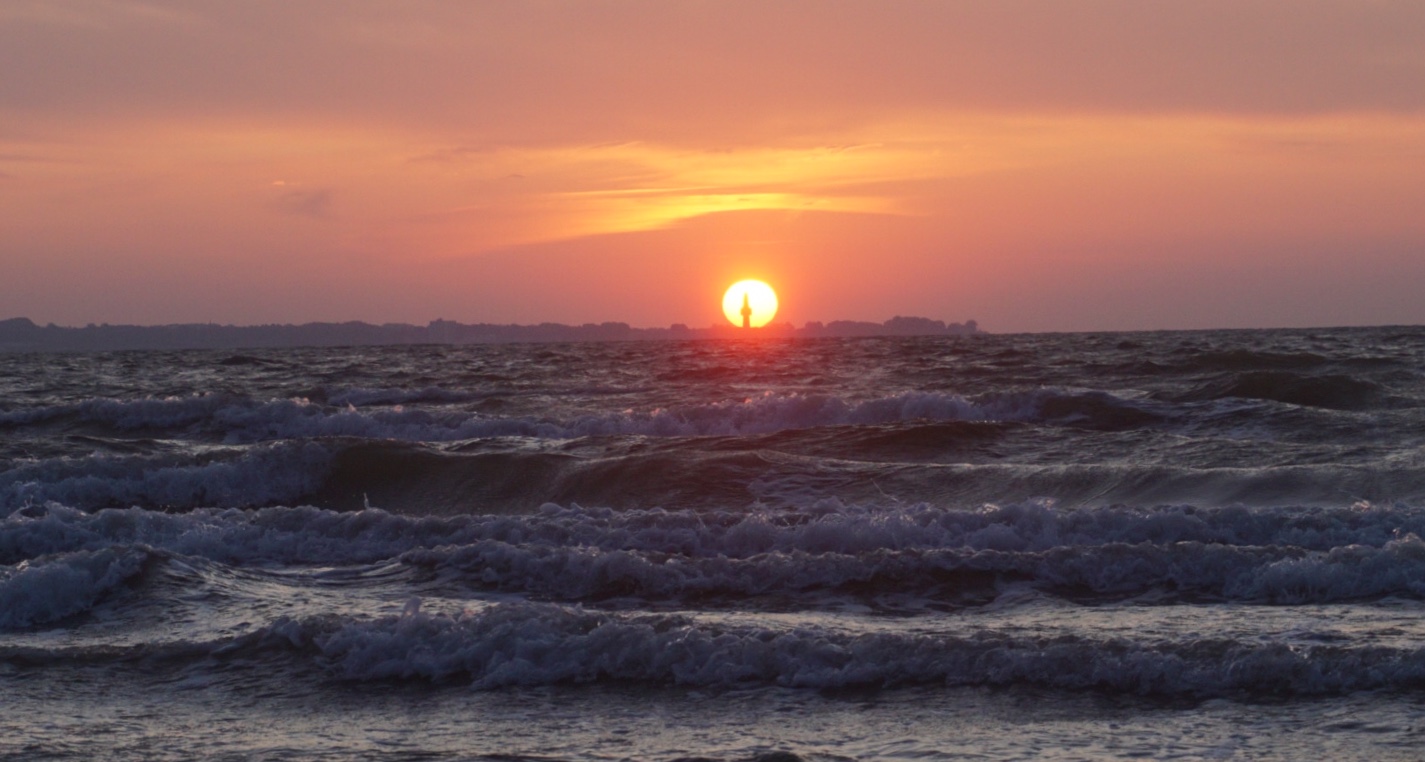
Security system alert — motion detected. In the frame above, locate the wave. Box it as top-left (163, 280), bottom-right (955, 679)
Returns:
top-left (396, 532), bottom-right (1425, 605)
top-left (10, 500), bottom-right (1425, 562)
top-left (0, 393), bottom-right (242, 430)
top-left (1178, 349), bottom-right (1333, 372)
top-left (305, 440), bottom-right (1425, 515)
top-left (0, 546), bottom-right (155, 629)
top-left (1176, 372), bottom-right (1383, 410)
top-left (0, 441), bottom-right (335, 512)
top-left (0, 388), bottom-right (1169, 445)
top-left (303, 603), bottom-right (1425, 693)
top-left (20, 601), bottom-right (1416, 696)
top-left (217, 354), bottom-right (275, 367)
top-left (9, 502), bottom-right (1425, 605)
top-left (11, 430), bottom-right (1425, 514)
top-left (324, 386), bottom-right (494, 408)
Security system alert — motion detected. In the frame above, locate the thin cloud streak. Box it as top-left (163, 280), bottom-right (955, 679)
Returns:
top-left (273, 188), bottom-right (334, 219)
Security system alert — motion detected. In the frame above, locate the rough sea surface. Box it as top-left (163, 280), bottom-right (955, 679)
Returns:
top-left (4, 327), bottom-right (1425, 760)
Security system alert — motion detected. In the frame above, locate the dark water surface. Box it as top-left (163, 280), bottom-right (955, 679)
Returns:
top-left (4, 327), bottom-right (1425, 760)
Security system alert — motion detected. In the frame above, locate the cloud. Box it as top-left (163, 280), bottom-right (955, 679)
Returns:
top-left (5, 2), bottom-right (1425, 330)
top-left (273, 187), bottom-right (333, 219)
top-left (4, 1), bottom-right (1425, 148)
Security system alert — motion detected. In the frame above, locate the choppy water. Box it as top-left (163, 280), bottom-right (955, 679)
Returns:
top-left (4, 327), bottom-right (1425, 760)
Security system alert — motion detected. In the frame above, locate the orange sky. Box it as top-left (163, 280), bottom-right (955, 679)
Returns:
top-left (3, 1), bottom-right (1425, 331)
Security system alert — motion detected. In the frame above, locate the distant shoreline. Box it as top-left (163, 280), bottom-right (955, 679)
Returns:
top-left (0, 316), bottom-right (981, 353)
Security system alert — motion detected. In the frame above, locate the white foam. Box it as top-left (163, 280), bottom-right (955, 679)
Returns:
top-left (325, 387), bottom-right (490, 408)
top-left (0, 393), bottom-right (239, 430)
top-left (0, 388), bottom-right (1151, 444)
top-left (396, 533), bottom-right (1425, 603)
top-left (0, 442), bottom-right (334, 513)
top-left (1231, 532), bottom-right (1425, 601)
top-left (6, 501), bottom-right (1425, 603)
top-left (264, 601), bottom-right (1425, 693)
top-left (10, 594), bottom-right (1425, 694)
top-left (0, 546), bottom-right (153, 629)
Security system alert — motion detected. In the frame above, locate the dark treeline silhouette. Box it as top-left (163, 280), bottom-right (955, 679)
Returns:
top-left (0, 315), bottom-right (981, 352)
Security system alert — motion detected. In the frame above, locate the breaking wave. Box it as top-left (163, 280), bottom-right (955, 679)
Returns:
top-left (0, 388), bottom-right (1168, 444)
top-left (7, 501), bottom-right (1425, 605)
top-left (1, 441), bottom-right (335, 512)
top-left (294, 603), bottom-right (1425, 693)
top-left (16, 602), bottom-right (1425, 696)
top-left (0, 546), bottom-right (155, 629)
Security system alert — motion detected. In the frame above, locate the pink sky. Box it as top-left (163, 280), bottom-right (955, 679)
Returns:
top-left (3, 1), bottom-right (1425, 332)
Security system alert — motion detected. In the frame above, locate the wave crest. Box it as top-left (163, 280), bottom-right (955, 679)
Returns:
top-left (0, 546), bottom-right (154, 629)
top-left (262, 602), bottom-right (1425, 694)
top-left (0, 388), bottom-right (1166, 444)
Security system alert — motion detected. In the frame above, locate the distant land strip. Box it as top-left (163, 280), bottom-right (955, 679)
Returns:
top-left (0, 316), bottom-right (981, 352)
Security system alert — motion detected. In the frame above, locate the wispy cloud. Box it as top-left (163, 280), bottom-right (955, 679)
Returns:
top-left (5, 2), bottom-right (1425, 330)
top-left (273, 187), bottom-right (333, 219)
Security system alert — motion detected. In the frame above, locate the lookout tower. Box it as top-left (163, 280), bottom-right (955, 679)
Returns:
top-left (741, 293), bottom-right (752, 328)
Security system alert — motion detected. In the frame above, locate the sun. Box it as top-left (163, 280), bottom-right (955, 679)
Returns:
top-left (722, 280), bottom-right (779, 328)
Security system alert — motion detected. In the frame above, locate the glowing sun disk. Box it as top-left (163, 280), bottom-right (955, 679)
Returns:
top-left (722, 280), bottom-right (779, 328)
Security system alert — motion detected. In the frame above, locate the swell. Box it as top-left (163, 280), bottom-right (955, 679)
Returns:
top-left (9, 502), bottom-right (1425, 606)
top-left (0, 545), bottom-right (158, 629)
top-left (1175, 349), bottom-right (1334, 373)
top-left (316, 442), bottom-right (1425, 515)
top-left (397, 533), bottom-right (1425, 605)
top-left (10, 500), bottom-right (1425, 564)
top-left (0, 441), bottom-right (335, 512)
top-left (15, 433), bottom-right (1419, 514)
top-left (296, 603), bottom-right (1425, 694)
top-left (11, 602), bottom-right (1425, 697)
top-left (0, 387), bottom-right (1170, 445)
top-left (1172, 372), bottom-right (1385, 410)
top-left (312, 442), bottom-right (774, 514)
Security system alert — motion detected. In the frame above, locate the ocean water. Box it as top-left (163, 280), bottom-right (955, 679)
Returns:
top-left (4, 327), bottom-right (1425, 760)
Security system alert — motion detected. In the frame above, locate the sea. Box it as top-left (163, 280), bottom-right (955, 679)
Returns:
top-left (4, 326), bottom-right (1425, 761)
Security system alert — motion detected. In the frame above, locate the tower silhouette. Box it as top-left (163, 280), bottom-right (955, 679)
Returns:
top-left (740, 292), bottom-right (752, 329)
